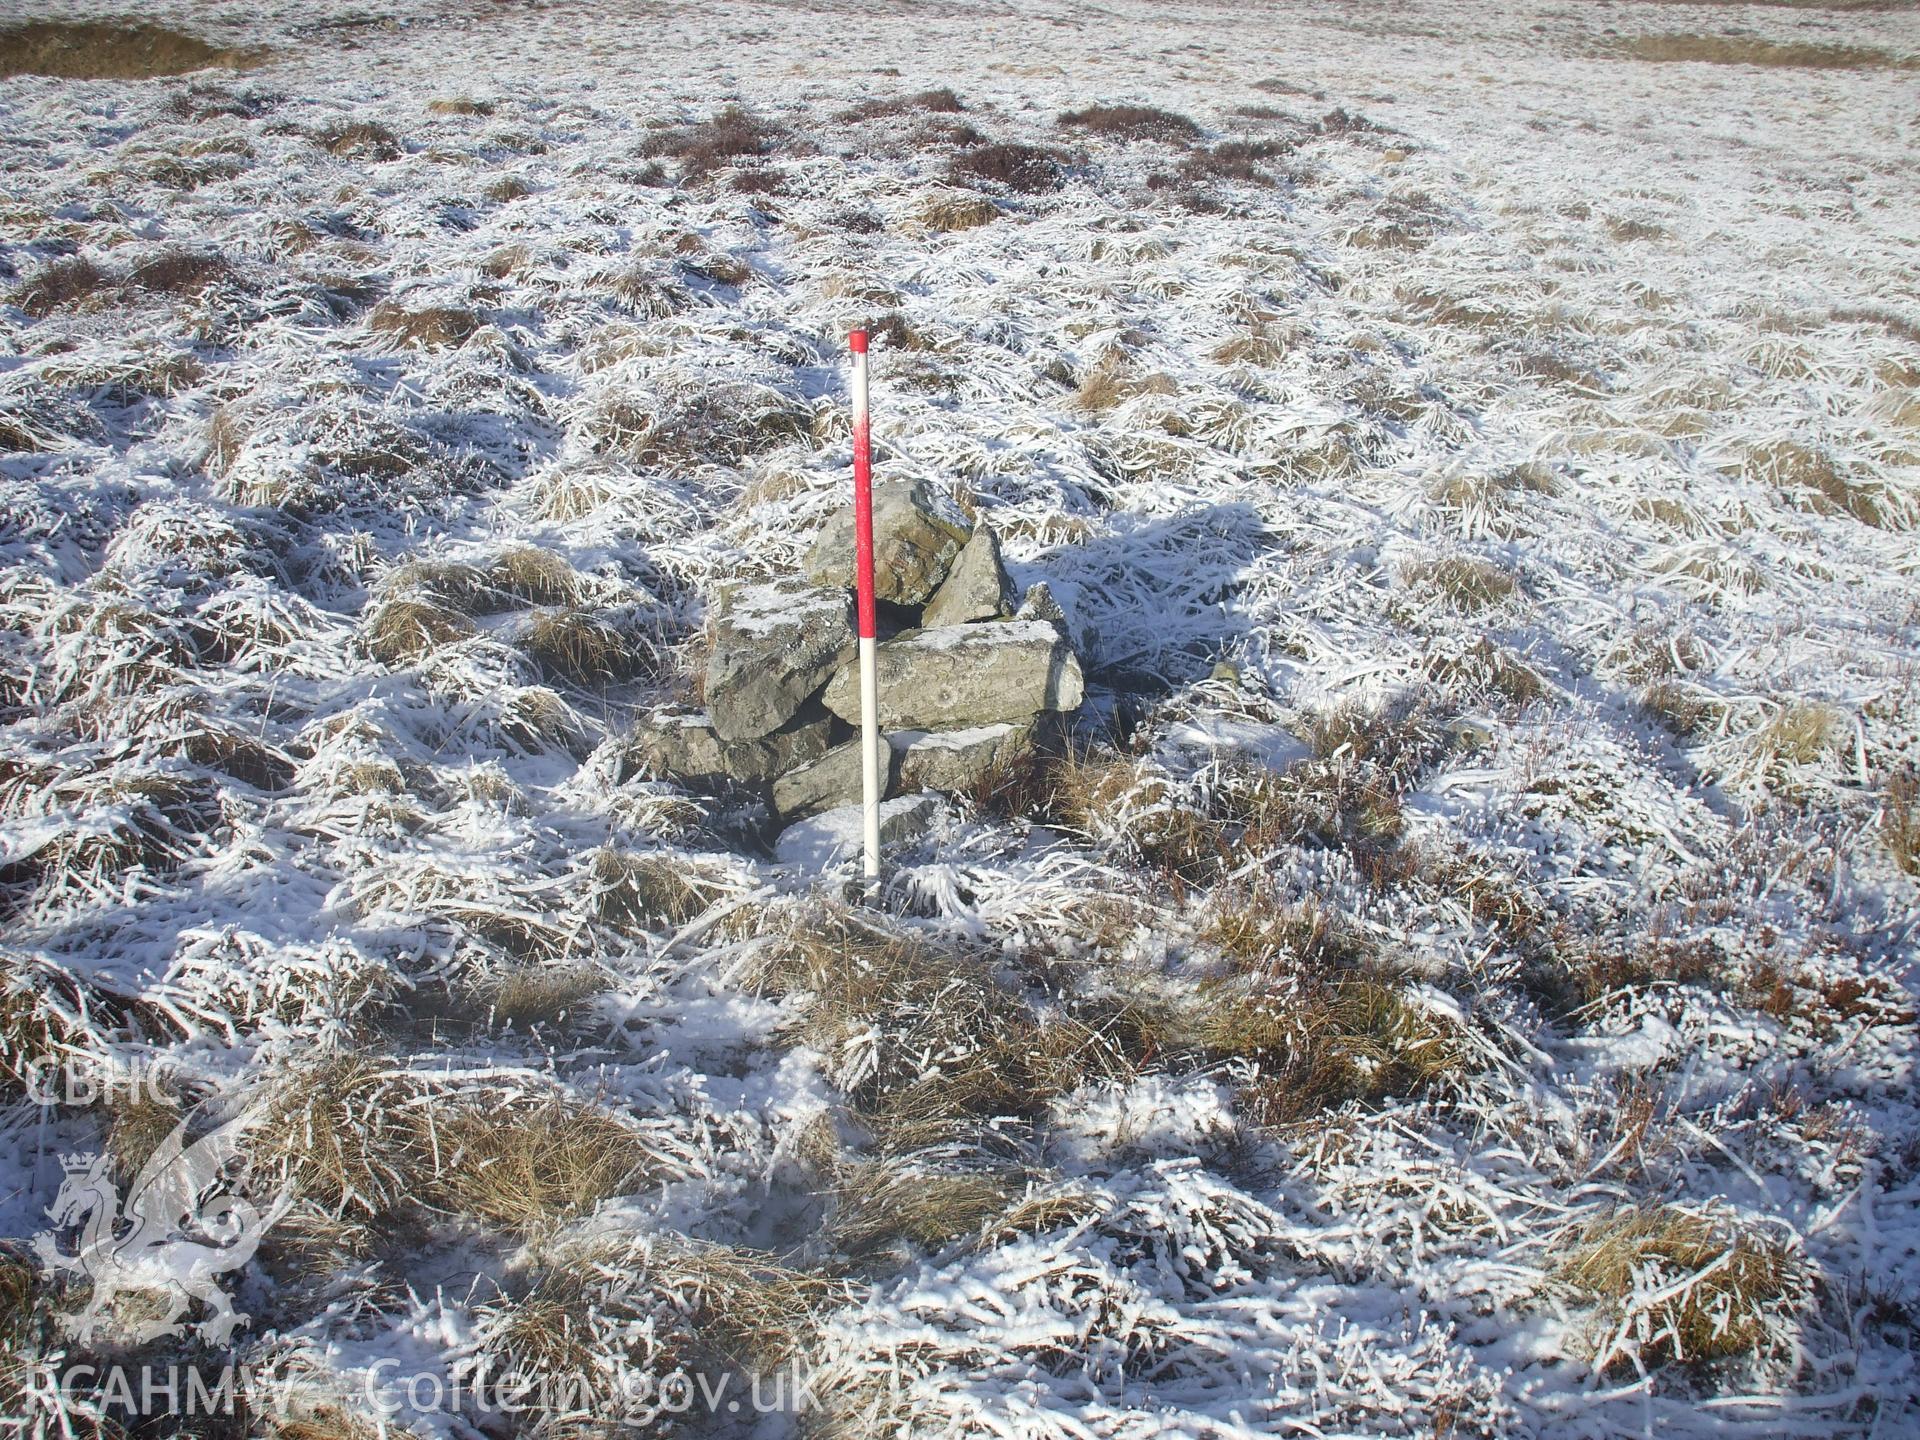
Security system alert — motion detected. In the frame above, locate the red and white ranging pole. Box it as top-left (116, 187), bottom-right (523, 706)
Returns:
top-left (849, 329), bottom-right (882, 881)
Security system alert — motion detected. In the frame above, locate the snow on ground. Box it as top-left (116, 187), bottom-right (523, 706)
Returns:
top-left (2, 0), bottom-right (1917, 1435)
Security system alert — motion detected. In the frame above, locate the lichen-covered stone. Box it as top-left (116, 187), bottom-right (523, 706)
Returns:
top-left (893, 721), bottom-right (1035, 794)
top-left (921, 525), bottom-right (1014, 629)
top-left (772, 738), bottom-right (900, 820)
top-left (628, 706), bottom-right (833, 787)
top-left (802, 479), bottom-right (972, 607)
top-left (821, 620), bottom-right (1082, 731)
top-left (704, 579), bottom-right (854, 741)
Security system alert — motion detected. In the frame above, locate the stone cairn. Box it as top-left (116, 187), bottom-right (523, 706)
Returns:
top-left (631, 481), bottom-right (1085, 832)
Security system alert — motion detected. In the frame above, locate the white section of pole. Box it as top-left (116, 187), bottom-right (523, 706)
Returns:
top-left (859, 634), bottom-right (881, 880)
top-left (850, 338), bottom-right (880, 882)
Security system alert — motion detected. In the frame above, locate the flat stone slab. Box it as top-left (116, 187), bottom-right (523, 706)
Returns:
top-left (704, 579), bottom-right (854, 741)
top-left (628, 706), bottom-right (833, 787)
top-left (803, 479), bottom-right (972, 607)
top-left (771, 737), bottom-right (900, 820)
top-left (774, 793), bottom-right (943, 869)
top-left (893, 720), bottom-right (1035, 794)
top-left (821, 620), bottom-right (1083, 731)
top-left (922, 525), bottom-right (1013, 629)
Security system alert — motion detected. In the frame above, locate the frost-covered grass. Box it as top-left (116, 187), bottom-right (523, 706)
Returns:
top-left (1, 0), bottom-right (1917, 1437)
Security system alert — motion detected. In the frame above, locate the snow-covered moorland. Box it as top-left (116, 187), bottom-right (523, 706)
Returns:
top-left (2, 0), bottom-right (1918, 1434)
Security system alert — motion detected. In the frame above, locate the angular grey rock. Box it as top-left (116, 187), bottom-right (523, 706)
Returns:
top-left (802, 479), bottom-right (972, 607)
top-left (921, 525), bottom-right (1014, 629)
top-left (775, 794), bottom-right (943, 869)
top-left (892, 721), bottom-right (1035, 794)
top-left (1015, 579), bottom-right (1099, 656)
top-left (628, 707), bottom-right (832, 787)
top-left (821, 620), bottom-right (1083, 731)
top-left (705, 579), bottom-right (855, 741)
top-left (1015, 580), bottom-right (1068, 633)
top-left (772, 738), bottom-right (900, 821)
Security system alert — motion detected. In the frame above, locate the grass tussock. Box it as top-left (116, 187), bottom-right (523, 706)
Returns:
top-left (1038, 706), bottom-right (1447, 888)
top-left (10, 771), bottom-right (218, 910)
top-left (515, 606), bottom-right (643, 685)
top-left (1616, 33), bottom-right (1919, 69)
top-left (1559, 1206), bottom-right (1803, 1371)
top-left (1640, 679), bottom-right (1724, 739)
top-left (949, 142), bottom-right (1068, 194)
top-left (1198, 975), bottom-right (1466, 1125)
top-left (1427, 637), bottom-right (1547, 708)
top-left (363, 596), bottom-right (475, 665)
top-left (1200, 889), bottom-right (1375, 977)
top-left (589, 847), bottom-right (722, 932)
top-left (1070, 357), bottom-right (1177, 413)
top-left (474, 965), bottom-right (606, 1031)
top-left (1177, 138), bottom-right (1289, 187)
top-left (0, 961), bottom-right (101, 1096)
top-left (253, 1053), bottom-right (430, 1218)
top-left (1399, 554), bottom-right (1520, 610)
top-left (369, 301), bottom-right (480, 350)
top-left (12, 256), bottom-right (112, 317)
top-left (828, 1153), bottom-right (1031, 1257)
top-left (643, 104), bottom-right (784, 179)
top-left (583, 382), bottom-right (811, 471)
top-left (917, 188), bottom-right (1001, 231)
top-left (106, 1090), bottom-right (185, 1179)
top-left (317, 120), bottom-right (402, 161)
top-left (434, 1097), bottom-right (665, 1233)
top-left (488, 545), bottom-right (580, 607)
top-left (128, 247), bottom-right (232, 297)
top-left (1745, 439), bottom-right (1910, 529)
top-left (751, 910), bottom-right (1151, 1155)
top-left (0, 20), bottom-right (266, 78)
top-left (473, 1234), bottom-right (832, 1424)
top-left (1884, 766), bottom-right (1919, 875)
top-left (1751, 700), bottom-right (1845, 769)
top-left (1057, 103), bottom-right (1201, 143)
top-left (254, 1055), bottom-right (678, 1231)
top-left (1212, 325), bottom-right (1292, 367)
top-left (840, 88), bottom-right (965, 121)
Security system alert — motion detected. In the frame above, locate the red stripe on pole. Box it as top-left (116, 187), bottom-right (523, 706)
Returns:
top-left (850, 329), bottom-right (877, 642)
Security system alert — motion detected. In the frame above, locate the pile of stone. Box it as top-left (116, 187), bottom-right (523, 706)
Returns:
top-left (630, 481), bottom-right (1084, 829)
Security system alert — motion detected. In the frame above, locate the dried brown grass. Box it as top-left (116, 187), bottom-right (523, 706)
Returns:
top-left (515, 607), bottom-right (642, 685)
top-left (917, 189), bottom-right (1000, 231)
top-left (0, 20), bottom-right (267, 79)
top-left (1616, 33), bottom-right (1919, 68)
top-left (1070, 357), bottom-right (1177, 413)
top-left (369, 301), bottom-right (480, 350)
top-left (1400, 554), bottom-right (1520, 610)
top-left (474, 965), bottom-right (606, 1031)
top-left (588, 848), bottom-right (721, 932)
top-left (1559, 1206), bottom-right (1802, 1370)
top-left (317, 121), bottom-right (402, 161)
top-left (949, 142), bottom-right (1068, 193)
top-left (752, 909), bottom-right (1150, 1154)
top-left (643, 104), bottom-right (784, 180)
top-left (12, 256), bottom-right (112, 317)
top-left (1057, 103), bottom-right (1201, 143)
top-left (1884, 766), bottom-right (1919, 875)
top-left (1201, 976), bottom-right (1466, 1125)
top-left (840, 88), bottom-right (966, 121)
top-left (434, 1098), bottom-right (663, 1232)
top-left (363, 597), bottom-right (475, 665)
